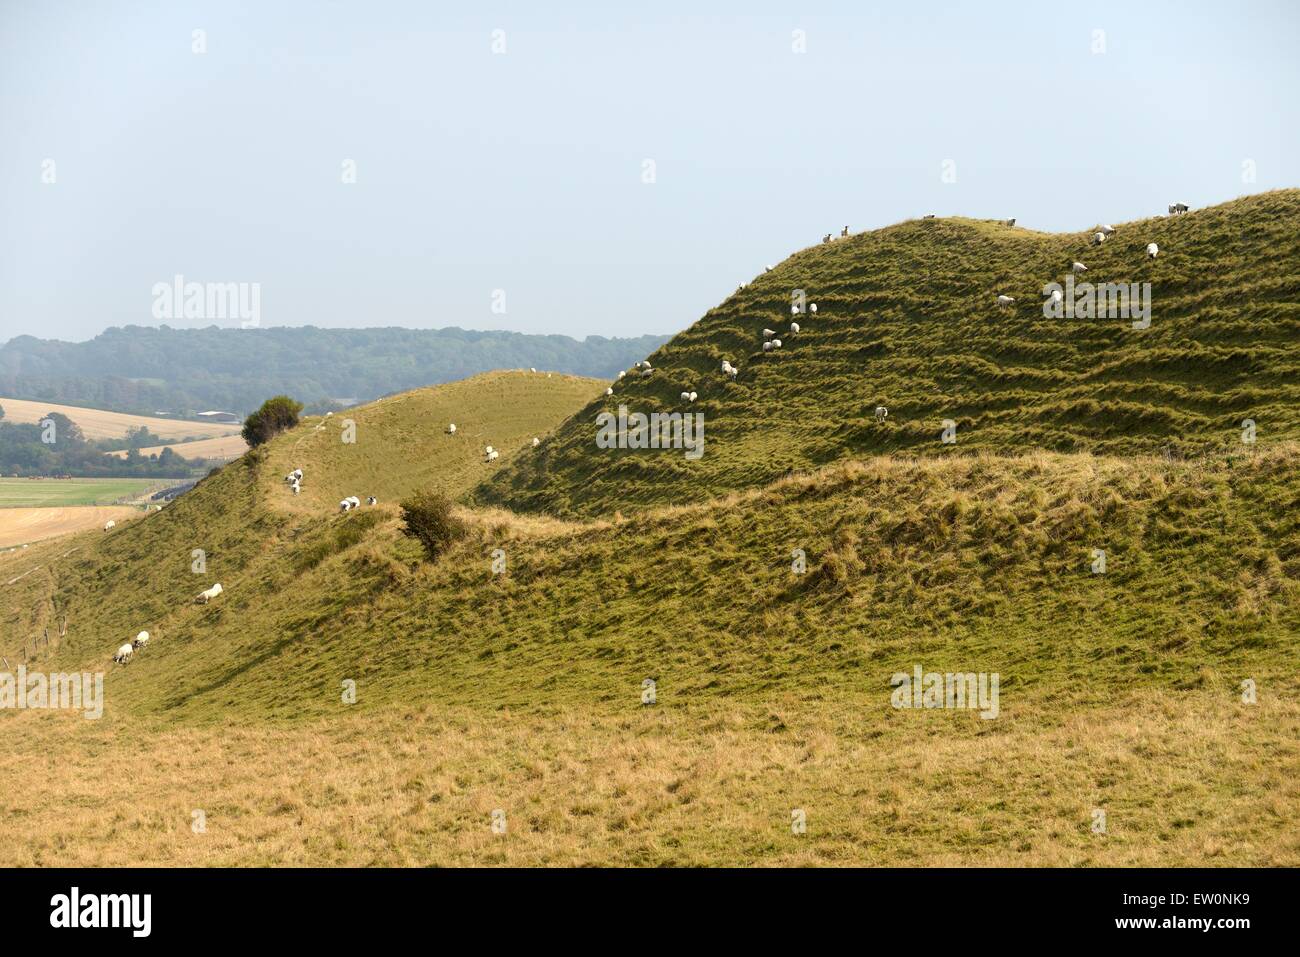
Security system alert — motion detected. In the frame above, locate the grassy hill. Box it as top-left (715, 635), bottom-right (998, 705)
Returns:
top-left (476, 190), bottom-right (1300, 518)
top-left (2, 198), bottom-right (1298, 866)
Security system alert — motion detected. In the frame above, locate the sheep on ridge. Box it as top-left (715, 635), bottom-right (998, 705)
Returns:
top-left (1168, 203), bottom-right (1189, 215)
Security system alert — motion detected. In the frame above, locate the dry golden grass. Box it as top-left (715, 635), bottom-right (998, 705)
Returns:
top-left (0, 397), bottom-right (241, 442)
top-left (1, 688), bottom-right (1294, 867)
top-left (0, 506), bottom-right (140, 549)
top-left (104, 434), bottom-right (249, 462)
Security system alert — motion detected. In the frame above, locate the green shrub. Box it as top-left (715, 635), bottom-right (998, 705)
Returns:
top-left (242, 396), bottom-right (303, 447)
top-left (400, 490), bottom-right (467, 560)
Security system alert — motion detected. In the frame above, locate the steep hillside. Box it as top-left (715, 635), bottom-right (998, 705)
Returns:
top-left (476, 191), bottom-right (1300, 518)
top-left (2, 427), bottom-right (1297, 864)
top-left (260, 370), bottom-right (605, 514)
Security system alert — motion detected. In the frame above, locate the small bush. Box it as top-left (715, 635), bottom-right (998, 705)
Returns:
top-left (242, 396), bottom-right (303, 447)
top-left (400, 490), bottom-right (467, 560)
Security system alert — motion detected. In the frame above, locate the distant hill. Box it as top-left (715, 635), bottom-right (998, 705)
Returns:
top-left (0, 325), bottom-right (669, 417)
top-left (476, 190), bottom-right (1300, 517)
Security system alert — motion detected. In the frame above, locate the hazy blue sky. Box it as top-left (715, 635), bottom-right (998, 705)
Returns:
top-left (2, 0), bottom-right (1297, 343)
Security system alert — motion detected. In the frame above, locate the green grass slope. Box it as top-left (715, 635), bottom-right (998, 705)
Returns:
top-left (2, 372), bottom-right (1297, 864)
top-left (260, 370), bottom-right (605, 514)
top-left (476, 190), bottom-right (1300, 518)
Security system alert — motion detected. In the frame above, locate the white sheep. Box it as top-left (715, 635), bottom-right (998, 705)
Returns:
top-left (790, 305), bottom-right (799, 315)
top-left (367, 496), bottom-right (377, 506)
top-left (874, 406), bottom-right (888, 422)
top-left (339, 498), bottom-right (350, 512)
top-left (809, 303), bottom-right (817, 314)
top-left (487, 450), bottom-right (500, 462)
top-left (133, 631), bottom-right (150, 649)
top-left (195, 583), bottom-right (223, 605)
top-left (530, 367), bottom-right (537, 373)
top-left (325, 412), bottom-right (333, 418)
top-left (996, 295), bottom-right (1015, 308)
top-left (640, 368), bottom-right (653, 378)
top-left (605, 387), bottom-right (613, 396)
top-left (531, 437), bottom-right (540, 447)
top-left (485, 446), bottom-right (494, 455)
top-left (763, 328), bottom-right (776, 339)
top-left (113, 643), bottom-right (134, 665)
top-left (680, 391), bottom-right (691, 401)
top-left (617, 371), bottom-right (626, 380)
top-left (1049, 289), bottom-right (1063, 306)
top-left (1071, 261), bottom-right (1089, 274)
top-left (765, 265), bottom-right (774, 272)
top-left (1004, 218), bottom-right (1016, 227)
top-left (762, 341), bottom-right (773, 352)
top-left (103, 520), bottom-right (115, 531)
top-left (772, 339), bottom-right (782, 349)
top-left (1092, 232), bottom-right (1107, 245)
top-left (1099, 224), bottom-right (1115, 236)
top-left (688, 391), bottom-right (697, 402)
top-left (447, 423), bottom-right (456, 434)
top-left (1146, 242), bottom-right (1159, 259)
top-left (790, 322), bottom-right (800, 335)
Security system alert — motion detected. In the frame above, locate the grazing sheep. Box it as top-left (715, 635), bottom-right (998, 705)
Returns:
top-left (325, 412), bottom-right (333, 418)
top-left (680, 391), bottom-right (691, 401)
top-left (530, 367), bottom-right (537, 373)
top-left (195, 583), bottom-right (223, 605)
top-left (338, 498), bottom-right (352, 512)
top-left (790, 322), bottom-right (800, 335)
top-left (688, 391), bottom-right (697, 402)
top-left (133, 631), bottom-right (150, 649)
top-left (485, 446), bottom-right (494, 455)
top-left (765, 265), bottom-right (773, 272)
top-left (822, 234), bottom-right (831, 244)
top-left (1099, 224), bottom-right (1115, 236)
top-left (531, 437), bottom-right (540, 447)
top-left (874, 406), bottom-right (888, 423)
top-left (1168, 203), bottom-right (1189, 215)
top-left (809, 303), bottom-right (817, 314)
top-left (1004, 218), bottom-right (1016, 227)
top-left (487, 450), bottom-right (500, 462)
top-left (367, 496), bottom-right (377, 505)
top-left (113, 643), bottom-right (134, 665)
top-left (617, 371), bottom-right (626, 379)
top-left (605, 387), bottom-right (613, 396)
top-left (763, 328), bottom-right (776, 339)
top-left (1092, 232), bottom-right (1106, 245)
top-left (1146, 242), bottom-right (1159, 259)
top-left (447, 423), bottom-right (456, 434)
top-left (103, 520), bottom-right (115, 531)
top-left (762, 341), bottom-right (773, 352)
top-left (1048, 289), bottom-right (1064, 305)
top-left (1071, 261), bottom-right (1089, 274)
top-left (772, 339), bottom-right (782, 349)
top-left (996, 295), bottom-right (1015, 308)
top-left (640, 368), bottom-right (653, 378)
top-left (791, 304), bottom-right (799, 315)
